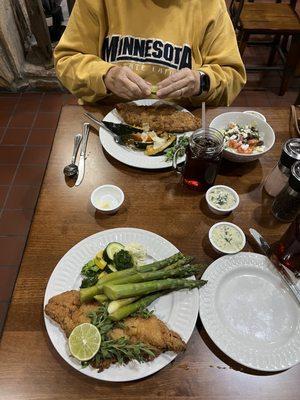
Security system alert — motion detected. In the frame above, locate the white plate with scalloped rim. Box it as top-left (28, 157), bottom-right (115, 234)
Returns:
top-left (44, 227), bottom-right (199, 382)
top-left (199, 252), bottom-right (300, 371)
top-left (99, 99), bottom-right (195, 169)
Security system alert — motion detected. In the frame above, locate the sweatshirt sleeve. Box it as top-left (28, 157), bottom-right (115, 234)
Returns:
top-left (190, 2), bottom-right (246, 107)
top-left (54, 0), bottom-right (114, 103)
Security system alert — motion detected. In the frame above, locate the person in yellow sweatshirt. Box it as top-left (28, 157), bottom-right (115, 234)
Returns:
top-left (54, 0), bottom-right (246, 107)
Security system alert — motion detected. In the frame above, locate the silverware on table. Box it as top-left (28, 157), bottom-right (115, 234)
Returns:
top-left (84, 112), bottom-right (121, 143)
top-left (249, 228), bottom-right (300, 306)
top-left (84, 112), bottom-right (143, 145)
top-left (75, 123), bottom-right (90, 187)
top-left (63, 133), bottom-right (82, 177)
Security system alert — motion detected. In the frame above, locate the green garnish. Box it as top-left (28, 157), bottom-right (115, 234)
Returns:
top-left (80, 261), bottom-right (100, 288)
top-left (164, 135), bottom-right (189, 162)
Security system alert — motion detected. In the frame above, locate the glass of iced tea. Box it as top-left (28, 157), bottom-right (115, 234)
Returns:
top-left (173, 128), bottom-right (224, 190)
top-left (272, 215), bottom-right (300, 278)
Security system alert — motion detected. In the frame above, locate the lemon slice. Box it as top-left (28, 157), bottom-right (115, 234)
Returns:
top-left (68, 323), bottom-right (101, 361)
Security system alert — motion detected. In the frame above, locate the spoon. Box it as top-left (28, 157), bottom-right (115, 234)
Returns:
top-left (63, 133), bottom-right (82, 177)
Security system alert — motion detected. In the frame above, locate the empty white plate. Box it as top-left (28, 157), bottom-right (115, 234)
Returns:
top-left (199, 252), bottom-right (300, 371)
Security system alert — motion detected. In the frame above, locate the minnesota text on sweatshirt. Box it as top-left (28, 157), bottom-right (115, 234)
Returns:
top-left (54, 0), bottom-right (246, 106)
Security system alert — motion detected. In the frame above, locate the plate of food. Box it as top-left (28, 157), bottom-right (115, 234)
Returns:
top-left (199, 252), bottom-right (300, 371)
top-left (209, 112), bottom-right (275, 162)
top-left (44, 228), bottom-right (206, 381)
top-left (99, 99), bottom-right (201, 169)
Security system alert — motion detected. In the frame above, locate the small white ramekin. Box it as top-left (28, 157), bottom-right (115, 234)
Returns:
top-left (209, 222), bottom-right (246, 255)
top-left (91, 185), bottom-right (124, 214)
top-left (205, 185), bottom-right (239, 215)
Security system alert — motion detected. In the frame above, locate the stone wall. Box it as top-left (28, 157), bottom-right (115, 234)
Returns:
top-left (0, 0), bottom-right (62, 92)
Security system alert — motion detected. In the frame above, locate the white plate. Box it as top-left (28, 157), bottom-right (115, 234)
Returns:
top-left (44, 227), bottom-right (199, 381)
top-left (99, 99), bottom-right (193, 169)
top-left (199, 252), bottom-right (300, 371)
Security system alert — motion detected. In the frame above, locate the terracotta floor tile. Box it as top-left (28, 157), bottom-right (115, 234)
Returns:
top-left (21, 93), bottom-right (43, 100)
top-left (9, 111), bottom-right (35, 128)
top-left (0, 236), bottom-right (26, 265)
top-left (0, 302), bottom-right (9, 336)
top-left (0, 209), bottom-right (34, 236)
top-left (0, 146), bottom-right (23, 165)
top-left (21, 146), bottom-right (51, 165)
top-left (0, 112), bottom-right (11, 127)
top-left (15, 97), bottom-right (41, 113)
top-left (0, 266), bottom-right (18, 302)
top-left (0, 186), bottom-right (8, 209)
top-left (0, 93), bottom-right (20, 98)
top-left (6, 185), bottom-right (39, 210)
top-left (0, 98), bottom-right (18, 113)
top-left (1, 128), bottom-right (30, 145)
top-left (14, 165), bottom-right (46, 186)
top-left (39, 94), bottom-right (65, 112)
top-left (0, 165), bottom-right (17, 185)
top-left (33, 112), bottom-right (59, 129)
top-left (27, 128), bottom-right (55, 146)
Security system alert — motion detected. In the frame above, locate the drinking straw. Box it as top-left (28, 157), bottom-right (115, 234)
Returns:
top-left (202, 102), bottom-right (206, 132)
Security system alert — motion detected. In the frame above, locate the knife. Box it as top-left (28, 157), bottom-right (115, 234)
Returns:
top-left (75, 123), bottom-right (90, 187)
top-left (249, 228), bottom-right (300, 306)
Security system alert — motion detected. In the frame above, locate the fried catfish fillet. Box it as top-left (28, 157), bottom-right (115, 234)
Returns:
top-left (45, 291), bottom-right (186, 372)
top-left (44, 290), bottom-right (99, 337)
top-left (109, 315), bottom-right (186, 352)
top-left (116, 103), bottom-right (201, 133)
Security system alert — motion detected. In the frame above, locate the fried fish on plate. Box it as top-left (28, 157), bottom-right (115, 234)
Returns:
top-left (44, 290), bottom-right (99, 337)
top-left (116, 103), bottom-right (201, 133)
top-left (44, 290), bottom-right (186, 371)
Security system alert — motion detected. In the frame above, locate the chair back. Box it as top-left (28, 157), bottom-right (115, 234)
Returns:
top-left (229, 0), bottom-right (298, 27)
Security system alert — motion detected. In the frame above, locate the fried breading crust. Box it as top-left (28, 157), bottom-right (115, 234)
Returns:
top-left (45, 290), bottom-right (186, 372)
top-left (44, 290), bottom-right (99, 337)
top-left (109, 315), bottom-right (186, 352)
top-left (116, 103), bottom-right (201, 133)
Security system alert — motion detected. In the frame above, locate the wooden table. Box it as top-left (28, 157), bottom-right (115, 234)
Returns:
top-left (0, 106), bottom-right (299, 400)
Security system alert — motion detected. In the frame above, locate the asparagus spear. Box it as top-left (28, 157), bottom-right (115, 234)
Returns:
top-left (110, 264), bottom-right (202, 286)
top-left (103, 278), bottom-right (207, 300)
top-left (110, 292), bottom-right (163, 321)
top-left (94, 294), bottom-right (108, 303)
top-left (80, 253), bottom-right (187, 303)
top-left (107, 297), bottom-right (139, 315)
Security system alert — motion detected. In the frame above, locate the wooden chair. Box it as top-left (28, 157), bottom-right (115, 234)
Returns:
top-left (229, 0), bottom-right (300, 95)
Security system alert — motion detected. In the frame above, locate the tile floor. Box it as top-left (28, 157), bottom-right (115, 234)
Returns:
top-left (0, 92), bottom-right (77, 334)
top-left (0, 76), bottom-right (299, 336)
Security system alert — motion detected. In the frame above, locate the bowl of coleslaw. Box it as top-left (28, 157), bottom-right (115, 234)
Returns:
top-left (210, 112), bottom-right (275, 162)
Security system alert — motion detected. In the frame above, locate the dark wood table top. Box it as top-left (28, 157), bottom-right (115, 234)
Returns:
top-left (0, 105), bottom-right (299, 400)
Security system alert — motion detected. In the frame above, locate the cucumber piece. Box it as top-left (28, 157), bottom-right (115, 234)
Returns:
top-left (103, 242), bottom-right (124, 262)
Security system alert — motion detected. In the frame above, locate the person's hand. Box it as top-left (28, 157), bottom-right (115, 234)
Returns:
top-left (157, 68), bottom-right (200, 99)
top-left (104, 66), bottom-right (151, 99)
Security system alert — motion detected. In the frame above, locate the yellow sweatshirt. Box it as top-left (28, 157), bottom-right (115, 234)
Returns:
top-left (54, 0), bottom-right (246, 106)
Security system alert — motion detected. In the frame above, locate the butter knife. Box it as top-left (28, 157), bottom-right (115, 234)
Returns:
top-left (75, 123), bottom-right (90, 187)
top-left (249, 228), bottom-right (300, 306)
